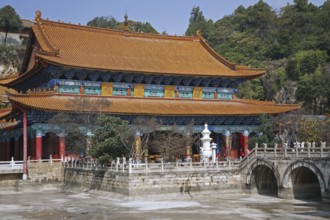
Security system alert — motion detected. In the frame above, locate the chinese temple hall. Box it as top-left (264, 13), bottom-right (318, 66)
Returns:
top-left (0, 11), bottom-right (300, 178)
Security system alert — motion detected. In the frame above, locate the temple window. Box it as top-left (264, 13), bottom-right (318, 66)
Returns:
top-left (56, 79), bottom-right (80, 94)
top-left (177, 86), bottom-right (193, 99)
top-left (59, 86), bottom-right (80, 94)
top-left (144, 84), bottom-right (164, 97)
top-left (113, 88), bottom-right (126, 96)
top-left (113, 82), bottom-right (129, 96)
top-left (84, 87), bottom-right (100, 95)
top-left (84, 81), bottom-right (101, 95)
top-left (202, 87), bottom-right (216, 99)
top-left (217, 88), bottom-right (233, 100)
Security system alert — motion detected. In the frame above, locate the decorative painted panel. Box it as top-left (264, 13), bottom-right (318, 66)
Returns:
top-left (177, 86), bottom-right (193, 99)
top-left (59, 86), bottom-right (80, 94)
top-left (57, 79), bottom-right (81, 86)
top-left (218, 93), bottom-right (233, 100)
top-left (164, 85), bottom-right (175, 98)
top-left (144, 84), bottom-right (164, 97)
top-left (112, 88), bottom-right (127, 96)
top-left (193, 87), bottom-right (202, 99)
top-left (202, 87), bottom-right (216, 99)
top-left (84, 86), bottom-right (101, 95)
top-left (202, 92), bottom-right (214, 99)
top-left (101, 82), bottom-right (113, 96)
top-left (217, 88), bottom-right (233, 100)
top-left (112, 82), bottom-right (129, 96)
top-left (134, 84), bottom-right (144, 97)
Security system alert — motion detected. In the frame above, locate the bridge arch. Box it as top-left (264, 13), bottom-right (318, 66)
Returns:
top-left (282, 160), bottom-right (325, 200)
top-left (245, 158), bottom-right (280, 196)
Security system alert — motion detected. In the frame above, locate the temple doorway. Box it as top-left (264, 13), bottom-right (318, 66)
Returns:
top-left (42, 132), bottom-right (59, 159)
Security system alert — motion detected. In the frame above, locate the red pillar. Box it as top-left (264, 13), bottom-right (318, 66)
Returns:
top-left (225, 130), bottom-right (231, 158)
top-left (29, 135), bottom-right (36, 160)
top-left (23, 110), bottom-right (28, 180)
top-left (36, 132), bottom-right (42, 160)
top-left (59, 134), bottom-right (66, 159)
top-left (243, 130), bottom-right (249, 156)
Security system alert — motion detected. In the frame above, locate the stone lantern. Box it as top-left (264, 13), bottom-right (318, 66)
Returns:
top-left (200, 123), bottom-right (212, 162)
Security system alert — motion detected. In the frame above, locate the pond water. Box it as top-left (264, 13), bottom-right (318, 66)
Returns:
top-left (0, 190), bottom-right (329, 220)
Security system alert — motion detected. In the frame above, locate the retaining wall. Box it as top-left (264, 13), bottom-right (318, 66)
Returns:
top-left (63, 167), bottom-right (243, 196)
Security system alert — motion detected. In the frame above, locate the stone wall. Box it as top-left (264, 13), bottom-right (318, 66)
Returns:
top-left (27, 161), bottom-right (63, 183)
top-left (0, 161), bottom-right (63, 191)
top-left (63, 167), bottom-right (243, 196)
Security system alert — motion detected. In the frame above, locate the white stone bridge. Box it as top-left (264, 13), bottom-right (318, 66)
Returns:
top-left (1, 143), bottom-right (329, 202)
top-left (240, 144), bottom-right (330, 202)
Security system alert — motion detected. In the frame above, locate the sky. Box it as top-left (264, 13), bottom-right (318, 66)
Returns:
top-left (0, 0), bottom-right (326, 35)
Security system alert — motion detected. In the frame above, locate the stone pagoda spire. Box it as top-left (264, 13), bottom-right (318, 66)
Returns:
top-left (200, 123), bottom-right (212, 161)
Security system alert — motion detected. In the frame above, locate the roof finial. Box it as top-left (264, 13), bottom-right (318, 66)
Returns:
top-left (35, 10), bottom-right (42, 19)
top-left (196, 30), bottom-right (202, 38)
top-left (124, 12), bottom-right (128, 26)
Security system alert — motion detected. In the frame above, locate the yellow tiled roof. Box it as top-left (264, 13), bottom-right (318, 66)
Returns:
top-left (0, 107), bottom-right (12, 118)
top-left (31, 11), bottom-right (265, 78)
top-left (7, 92), bottom-right (300, 116)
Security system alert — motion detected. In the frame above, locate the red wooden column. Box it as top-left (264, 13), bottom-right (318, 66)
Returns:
top-left (59, 133), bottom-right (66, 159)
top-left (224, 130), bottom-right (231, 159)
top-left (243, 130), bottom-right (249, 156)
top-left (22, 110), bottom-right (28, 180)
top-left (29, 134), bottom-right (36, 160)
top-left (36, 130), bottom-right (43, 160)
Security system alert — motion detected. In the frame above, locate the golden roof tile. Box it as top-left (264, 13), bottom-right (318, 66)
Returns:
top-left (0, 107), bottom-right (12, 118)
top-left (7, 93), bottom-right (300, 116)
top-left (30, 12), bottom-right (265, 78)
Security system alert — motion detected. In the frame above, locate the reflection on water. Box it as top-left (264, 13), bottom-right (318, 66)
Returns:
top-left (0, 190), bottom-right (329, 220)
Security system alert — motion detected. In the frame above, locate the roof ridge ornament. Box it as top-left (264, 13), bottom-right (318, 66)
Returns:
top-left (196, 30), bottom-right (202, 39)
top-left (34, 10), bottom-right (60, 57)
top-left (124, 12), bottom-right (128, 26)
top-left (35, 10), bottom-right (41, 20)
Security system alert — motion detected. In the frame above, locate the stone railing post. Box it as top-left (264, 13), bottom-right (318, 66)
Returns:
top-left (145, 159), bottom-right (148, 173)
top-left (321, 142), bottom-right (324, 158)
top-left (295, 142), bottom-right (299, 158)
top-left (263, 143), bottom-right (267, 157)
top-left (122, 157), bottom-right (126, 173)
top-left (312, 142), bottom-right (315, 152)
top-left (228, 159), bottom-right (231, 169)
top-left (161, 158), bottom-right (164, 173)
top-left (216, 160), bottom-right (219, 170)
top-left (50, 155), bottom-right (53, 166)
top-left (274, 143), bottom-right (277, 158)
top-left (307, 143), bottom-right (311, 158)
top-left (189, 159), bottom-right (192, 171)
top-left (128, 158), bottom-right (132, 174)
top-left (11, 157), bottom-right (15, 169)
top-left (115, 157), bottom-right (119, 172)
top-left (283, 142), bottom-right (288, 158)
top-left (255, 143), bottom-right (258, 157)
top-left (176, 160), bottom-right (179, 170)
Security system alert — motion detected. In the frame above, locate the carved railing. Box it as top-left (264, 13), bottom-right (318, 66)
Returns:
top-left (0, 156), bottom-right (62, 174)
top-left (62, 142), bottom-right (329, 173)
top-left (0, 157), bottom-right (23, 171)
top-left (253, 143), bottom-right (330, 159)
top-left (63, 157), bottom-right (241, 174)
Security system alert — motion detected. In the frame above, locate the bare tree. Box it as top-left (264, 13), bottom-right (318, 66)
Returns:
top-left (149, 121), bottom-right (197, 162)
top-left (48, 96), bottom-right (111, 155)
